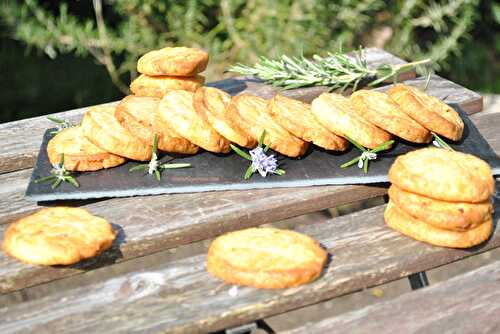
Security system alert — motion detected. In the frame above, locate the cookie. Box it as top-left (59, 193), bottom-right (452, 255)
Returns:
top-left (130, 74), bottom-right (205, 98)
top-left (116, 95), bottom-right (199, 154)
top-left (384, 201), bottom-right (492, 248)
top-left (389, 148), bottom-right (495, 203)
top-left (47, 126), bottom-right (126, 171)
top-left (157, 90), bottom-right (231, 153)
top-left (207, 227), bottom-right (327, 289)
top-left (267, 94), bottom-right (348, 151)
top-left (229, 94), bottom-right (309, 157)
top-left (388, 185), bottom-right (493, 231)
top-left (311, 93), bottom-right (392, 149)
top-left (3, 207), bottom-right (116, 265)
top-left (193, 87), bottom-right (256, 148)
top-left (137, 46), bottom-right (209, 76)
top-left (81, 106), bottom-right (152, 161)
top-left (388, 84), bottom-right (464, 141)
top-left (350, 90), bottom-right (431, 143)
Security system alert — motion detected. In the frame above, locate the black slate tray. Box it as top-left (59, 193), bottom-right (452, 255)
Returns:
top-left (25, 105), bottom-right (500, 201)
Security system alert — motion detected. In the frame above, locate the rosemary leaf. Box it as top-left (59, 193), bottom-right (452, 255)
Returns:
top-left (34, 175), bottom-right (57, 183)
top-left (129, 164), bottom-right (148, 172)
top-left (66, 177), bottom-right (80, 188)
top-left (51, 178), bottom-right (62, 189)
top-left (230, 144), bottom-right (252, 160)
top-left (244, 165), bottom-right (254, 179)
top-left (161, 163), bottom-right (191, 169)
top-left (340, 157), bottom-right (361, 169)
top-left (275, 169), bottom-right (286, 176)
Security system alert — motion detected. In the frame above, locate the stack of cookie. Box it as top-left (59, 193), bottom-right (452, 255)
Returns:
top-left (385, 148), bottom-right (495, 248)
top-left (130, 47), bottom-right (208, 98)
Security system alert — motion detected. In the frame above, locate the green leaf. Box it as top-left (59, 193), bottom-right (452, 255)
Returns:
top-left (244, 164), bottom-right (254, 179)
top-left (66, 177), bottom-right (80, 188)
top-left (275, 169), bottom-right (286, 176)
top-left (47, 116), bottom-right (65, 124)
top-left (363, 159), bottom-right (369, 173)
top-left (344, 135), bottom-right (366, 152)
top-left (60, 153), bottom-right (65, 167)
top-left (264, 141), bottom-right (272, 153)
top-left (34, 175), bottom-right (57, 183)
top-left (371, 140), bottom-right (395, 153)
top-left (258, 130), bottom-right (267, 148)
top-left (230, 144), bottom-right (252, 160)
top-left (341, 156), bottom-right (361, 168)
top-left (152, 133), bottom-right (158, 155)
top-left (161, 163), bottom-right (191, 169)
top-left (51, 178), bottom-right (62, 189)
top-left (129, 164), bottom-right (148, 172)
top-left (432, 133), bottom-right (454, 151)
top-left (155, 170), bottom-right (161, 181)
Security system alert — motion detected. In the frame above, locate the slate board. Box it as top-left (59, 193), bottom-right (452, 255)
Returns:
top-left (25, 105), bottom-right (500, 201)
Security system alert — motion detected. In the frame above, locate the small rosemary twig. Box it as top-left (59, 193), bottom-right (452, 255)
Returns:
top-left (431, 133), bottom-right (454, 151)
top-left (47, 116), bottom-right (77, 135)
top-left (231, 130), bottom-right (285, 179)
top-left (129, 134), bottom-right (191, 181)
top-left (34, 153), bottom-right (79, 189)
top-left (341, 136), bottom-right (395, 173)
top-left (229, 46), bottom-right (431, 91)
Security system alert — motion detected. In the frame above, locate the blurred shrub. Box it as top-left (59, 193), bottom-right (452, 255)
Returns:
top-left (1, 0), bottom-right (497, 94)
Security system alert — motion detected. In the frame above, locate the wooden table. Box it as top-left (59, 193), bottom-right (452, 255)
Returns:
top-left (0, 48), bottom-right (499, 334)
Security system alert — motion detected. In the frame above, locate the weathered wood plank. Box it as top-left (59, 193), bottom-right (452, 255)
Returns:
top-left (1, 201), bottom-right (499, 334)
top-left (0, 48), bottom-right (478, 175)
top-left (0, 184), bottom-right (386, 293)
top-left (0, 110), bottom-right (498, 293)
top-left (284, 260), bottom-right (500, 334)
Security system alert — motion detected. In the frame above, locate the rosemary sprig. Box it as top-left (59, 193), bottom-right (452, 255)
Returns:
top-left (341, 136), bottom-right (395, 173)
top-left (34, 153), bottom-right (79, 189)
top-left (231, 130), bottom-right (285, 180)
top-left (129, 134), bottom-right (191, 181)
top-left (431, 132), bottom-right (454, 151)
top-left (229, 46), bottom-right (431, 91)
top-left (47, 116), bottom-right (76, 135)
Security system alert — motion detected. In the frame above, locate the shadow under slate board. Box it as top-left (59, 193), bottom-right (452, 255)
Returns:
top-left (25, 104), bottom-right (500, 201)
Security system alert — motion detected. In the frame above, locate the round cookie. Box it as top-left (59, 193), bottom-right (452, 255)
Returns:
top-left (350, 90), bottom-right (431, 143)
top-left (311, 93), bottom-right (392, 149)
top-left (388, 185), bottom-right (493, 231)
top-left (3, 207), bottom-right (116, 265)
top-left (384, 201), bottom-right (492, 249)
top-left (229, 94), bottom-right (309, 157)
top-left (267, 94), bottom-right (348, 151)
top-left (137, 47), bottom-right (209, 76)
top-left (388, 148), bottom-right (495, 203)
top-left (207, 227), bottom-right (327, 289)
top-left (130, 74), bottom-right (205, 98)
top-left (157, 90), bottom-right (231, 153)
top-left (47, 126), bottom-right (126, 171)
top-left (193, 87), bottom-right (256, 148)
top-left (81, 106), bottom-right (152, 161)
top-left (388, 84), bottom-right (464, 141)
top-left (116, 95), bottom-right (199, 154)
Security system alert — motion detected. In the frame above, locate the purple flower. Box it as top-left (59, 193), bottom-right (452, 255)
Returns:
top-left (249, 147), bottom-right (278, 177)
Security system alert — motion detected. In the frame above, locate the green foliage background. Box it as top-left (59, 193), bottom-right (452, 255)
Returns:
top-left (1, 0), bottom-right (499, 123)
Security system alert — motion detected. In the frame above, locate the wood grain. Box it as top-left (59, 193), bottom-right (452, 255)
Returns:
top-left (0, 202), bottom-right (499, 334)
top-left (0, 48), bottom-right (477, 175)
top-left (0, 110), bottom-right (498, 294)
top-left (284, 260), bottom-right (500, 334)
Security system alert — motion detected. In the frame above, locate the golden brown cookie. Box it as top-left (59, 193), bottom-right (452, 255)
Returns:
top-left (130, 74), bottom-right (205, 98)
top-left (384, 201), bottom-right (492, 248)
top-left (116, 95), bottom-right (199, 154)
top-left (389, 148), bottom-right (495, 203)
top-left (137, 47), bottom-right (209, 76)
top-left (267, 94), bottom-right (348, 151)
top-left (388, 185), bottom-right (493, 231)
top-left (207, 227), bottom-right (327, 289)
top-left (47, 126), bottom-right (126, 171)
top-left (350, 90), bottom-right (432, 143)
top-left (3, 207), bottom-right (116, 265)
top-left (157, 90), bottom-right (231, 153)
top-left (193, 87), bottom-right (256, 148)
top-left (311, 93), bottom-right (392, 149)
top-left (229, 94), bottom-right (309, 157)
top-left (388, 84), bottom-right (464, 141)
top-left (81, 106), bottom-right (152, 161)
